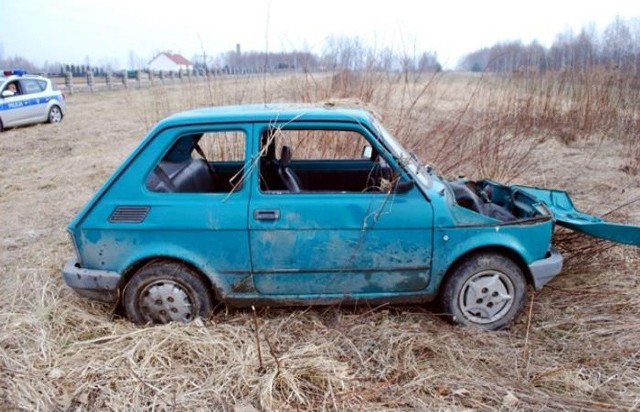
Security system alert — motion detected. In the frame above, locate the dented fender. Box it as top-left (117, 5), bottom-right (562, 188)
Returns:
top-left (429, 216), bottom-right (556, 291)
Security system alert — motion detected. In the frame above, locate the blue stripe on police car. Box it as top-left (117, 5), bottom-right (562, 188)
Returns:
top-left (0, 96), bottom-right (52, 111)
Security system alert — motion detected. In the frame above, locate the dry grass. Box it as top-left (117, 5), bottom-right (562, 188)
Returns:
top-left (1, 71), bottom-right (639, 410)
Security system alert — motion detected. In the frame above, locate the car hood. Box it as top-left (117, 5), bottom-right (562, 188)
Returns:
top-left (512, 185), bottom-right (640, 246)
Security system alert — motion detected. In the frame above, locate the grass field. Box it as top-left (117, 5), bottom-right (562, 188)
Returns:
top-left (1, 71), bottom-right (639, 410)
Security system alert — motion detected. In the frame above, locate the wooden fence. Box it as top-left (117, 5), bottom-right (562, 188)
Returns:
top-left (50, 67), bottom-right (279, 93)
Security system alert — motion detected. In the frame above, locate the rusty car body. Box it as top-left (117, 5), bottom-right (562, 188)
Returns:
top-left (63, 104), bottom-right (640, 329)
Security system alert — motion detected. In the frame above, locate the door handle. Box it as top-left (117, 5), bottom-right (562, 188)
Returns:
top-left (254, 209), bottom-right (280, 220)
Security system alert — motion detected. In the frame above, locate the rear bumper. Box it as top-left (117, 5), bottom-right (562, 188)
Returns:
top-left (528, 248), bottom-right (564, 290)
top-left (63, 257), bottom-right (120, 303)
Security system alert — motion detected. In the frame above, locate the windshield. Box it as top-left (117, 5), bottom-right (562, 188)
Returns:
top-left (370, 119), bottom-right (410, 160)
top-left (370, 119), bottom-right (433, 188)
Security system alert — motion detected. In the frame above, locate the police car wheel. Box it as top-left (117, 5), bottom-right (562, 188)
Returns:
top-left (48, 106), bottom-right (62, 123)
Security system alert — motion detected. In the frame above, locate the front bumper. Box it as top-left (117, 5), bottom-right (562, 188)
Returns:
top-left (63, 257), bottom-right (121, 303)
top-left (528, 248), bottom-right (564, 290)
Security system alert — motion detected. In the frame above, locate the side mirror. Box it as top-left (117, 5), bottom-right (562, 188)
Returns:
top-left (1, 90), bottom-right (15, 98)
top-left (361, 145), bottom-right (373, 159)
top-left (393, 179), bottom-right (414, 194)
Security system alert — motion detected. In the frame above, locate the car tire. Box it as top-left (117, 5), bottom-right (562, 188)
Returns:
top-left (124, 261), bottom-right (212, 325)
top-left (48, 105), bottom-right (63, 123)
top-left (440, 253), bottom-right (527, 330)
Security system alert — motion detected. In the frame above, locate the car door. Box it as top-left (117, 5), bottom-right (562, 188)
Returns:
top-left (18, 79), bottom-right (48, 122)
top-left (0, 82), bottom-right (27, 125)
top-left (249, 122), bottom-right (434, 296)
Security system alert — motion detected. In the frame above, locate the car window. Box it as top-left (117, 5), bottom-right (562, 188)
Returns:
top-left (21, 79), bottom-right (45, 94)
top-left (259, 127), bottom-right (398, 193)
top-left (146, 130), bottom-right (246, 193)
top-left (273, 129), bottom-right (369, 160)
top-left (4, 81), bottom-right (20, 94)
top-left (194, 131), bottom-right (245, 162)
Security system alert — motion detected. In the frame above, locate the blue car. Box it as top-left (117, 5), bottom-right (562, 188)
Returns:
top-left (63, 104), bottom-right (640, 329)
top-left (0, 69), bottom-right (65, 132)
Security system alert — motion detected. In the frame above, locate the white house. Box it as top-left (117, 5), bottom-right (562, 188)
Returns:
top-left (148, 52), bottom-right (193, 72)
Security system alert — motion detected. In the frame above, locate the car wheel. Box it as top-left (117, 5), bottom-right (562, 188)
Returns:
top-left (124, 261), bottom-right (212, 325)
top-left (48, 105), bottom-right (63, 123)
top-left (440, 253), bottom-right (527, 330)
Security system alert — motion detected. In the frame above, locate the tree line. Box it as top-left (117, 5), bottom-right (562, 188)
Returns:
top-left (192, 36), bottom-right (441, 73)
top-left (459, 16), bottom-right (640, 75)
top-left (1, 36), bottom-right (442, 76)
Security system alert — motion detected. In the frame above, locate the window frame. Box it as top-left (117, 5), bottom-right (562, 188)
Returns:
top-left (143, 126), bottom-right (249, 195)
top-left (256, 122), bottom-right (408, 195)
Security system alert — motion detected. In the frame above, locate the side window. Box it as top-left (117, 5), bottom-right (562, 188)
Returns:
top-left (259, 127), bottom-right (396, 193)
top-left (275, 129), bottom-right (369, 160)
top-left (22, 79), bottom-right (45, 94)
top-left (146, 131), bottom-right (246, 193)
top-left (4, 81), bottom-right (20, 95)
top-left (196, 131), bottom-right (245, 162)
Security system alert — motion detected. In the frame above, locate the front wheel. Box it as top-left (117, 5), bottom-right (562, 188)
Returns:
top-left (440, 253), bottom-right (527, 330)
top-left (48, 105), bottom-right (63, 123)
top-left (124, 261), bottom-right (212, 325)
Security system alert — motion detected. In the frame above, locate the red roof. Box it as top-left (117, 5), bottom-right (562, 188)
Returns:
top-left (157, 52), bottom-right (192, 66)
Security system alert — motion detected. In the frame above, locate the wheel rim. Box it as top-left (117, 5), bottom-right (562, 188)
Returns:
top-left (138, 280), bottom-right (196, 324)
top-left (49, 107), bottom-right (62, 123)
top-left (458, 270), bottom-right (515, 324)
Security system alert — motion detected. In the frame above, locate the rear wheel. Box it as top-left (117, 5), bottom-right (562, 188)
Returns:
top-left (124, 261), bottom-right (212, 325)
top-left (440, 253), bottom-right (527, 330)
top-left (48, 105), bottom-right (63, 123)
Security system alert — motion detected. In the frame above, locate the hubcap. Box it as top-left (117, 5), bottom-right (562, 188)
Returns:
top-left (139, 281), bottom-right (195, 324)
top-left (458, 270), bottom-right (514, 324)
top-left (50, 108), bottom-right (62, 123)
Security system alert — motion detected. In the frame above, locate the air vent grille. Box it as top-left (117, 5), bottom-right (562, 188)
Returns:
top-left (109, 206), bottom-right (150, 223)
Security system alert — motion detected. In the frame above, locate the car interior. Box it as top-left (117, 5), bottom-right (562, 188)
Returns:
top-left (146, 129), bottom-right (401, 194)
top-left (258, 128), bottom-right (397, 193)
top-left (146, 133), bottom-right (244, 193)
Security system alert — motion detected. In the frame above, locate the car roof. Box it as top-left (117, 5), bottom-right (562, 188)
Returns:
top-left (157, 103), bottom-right (376, 129)
top-left (1, 74), bottom-right (47, 82)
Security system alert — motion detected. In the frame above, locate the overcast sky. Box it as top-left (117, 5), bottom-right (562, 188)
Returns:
top-left (1, 0), bottom-right (638, 69)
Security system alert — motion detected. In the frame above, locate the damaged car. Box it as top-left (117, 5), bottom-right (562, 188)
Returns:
top-left (63, 104), bottom-right (640, 329)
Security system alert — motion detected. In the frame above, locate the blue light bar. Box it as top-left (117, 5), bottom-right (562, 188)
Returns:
top-left (2, 69), bottom-right (27, 76)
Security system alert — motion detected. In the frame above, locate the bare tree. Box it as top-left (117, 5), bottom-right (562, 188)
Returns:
top-left (603, 16), bottom-right (633, 70)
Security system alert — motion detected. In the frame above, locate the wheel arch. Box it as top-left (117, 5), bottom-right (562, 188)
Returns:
top-left (438, 245), bottom-right (533, 297)
top-left (119, 256), bottom-right (220, 302)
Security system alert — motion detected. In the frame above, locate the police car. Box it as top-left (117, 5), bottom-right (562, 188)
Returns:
top-left (0, 69), bottom-right (66, 132)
